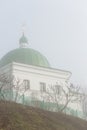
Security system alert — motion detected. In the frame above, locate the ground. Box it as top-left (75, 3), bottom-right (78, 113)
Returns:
top-left (0, 100), bottom-right (87, 130)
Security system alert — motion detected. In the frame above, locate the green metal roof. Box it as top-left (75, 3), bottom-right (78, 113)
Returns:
top-left (0, 48), bottom-right (50, 68)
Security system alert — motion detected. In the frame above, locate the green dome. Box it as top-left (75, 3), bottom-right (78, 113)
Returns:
top-left (0, 48), bottom-right (50, 68)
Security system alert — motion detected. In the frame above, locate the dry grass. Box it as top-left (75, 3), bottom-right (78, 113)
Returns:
top-left (0, 100), bottom-right (87, 130)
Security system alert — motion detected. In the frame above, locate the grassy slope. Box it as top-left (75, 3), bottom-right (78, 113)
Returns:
top-left (0, 101), bottom-right (87, 130)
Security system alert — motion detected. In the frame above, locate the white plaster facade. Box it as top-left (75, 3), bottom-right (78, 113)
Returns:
top-left (0, 62), bottom-right (83, 116)
top-left (0, 62), bottom-right (71, 91)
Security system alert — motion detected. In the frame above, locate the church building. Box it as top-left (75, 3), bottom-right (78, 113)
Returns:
top-left (0, 33), bottom-right (84, 118)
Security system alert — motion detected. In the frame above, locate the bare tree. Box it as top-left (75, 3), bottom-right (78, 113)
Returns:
top-left (14, 78), bottom-right (30, 103)
top-left (0, 73), bottom-right (13, 100)
top-left (82, 96), bottom-right (87, 119)
top-left (81, 88), bottom-right (87, 119)
top-left (40, 82), bottom-right (81, 112)
top-left (0, 74), bottom-right (30, 103)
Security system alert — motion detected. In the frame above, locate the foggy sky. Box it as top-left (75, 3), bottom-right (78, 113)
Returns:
top-left (0, 0), bottom-right (87, 85)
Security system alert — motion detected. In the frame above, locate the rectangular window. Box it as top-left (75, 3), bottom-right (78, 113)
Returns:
top-left (55, 85), bottom-right (61, 95)
top-left (23, 80), bottom-right (30, 90)
top-left (40, 82), bottom-right (46, 92)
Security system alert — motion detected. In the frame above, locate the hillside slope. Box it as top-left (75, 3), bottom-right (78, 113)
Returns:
top-left (0, 101), bottom-right (87, 130)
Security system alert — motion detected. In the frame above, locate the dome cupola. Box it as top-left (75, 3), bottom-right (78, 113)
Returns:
top-left (19, 33), bottom-right (28, 48)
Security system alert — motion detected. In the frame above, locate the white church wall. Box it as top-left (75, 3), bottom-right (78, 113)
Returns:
top-left (12, 62), bottom-right (71, 92)
top-left (0, 62), bottom-right (84, 118)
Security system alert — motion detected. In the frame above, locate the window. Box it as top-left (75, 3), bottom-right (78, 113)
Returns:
top-left (23, 80), bottom-right (30, 90)
top-left (55, 85), bottom-right (61, 95)
top-left (40, 82), bottom-right (46, 92)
